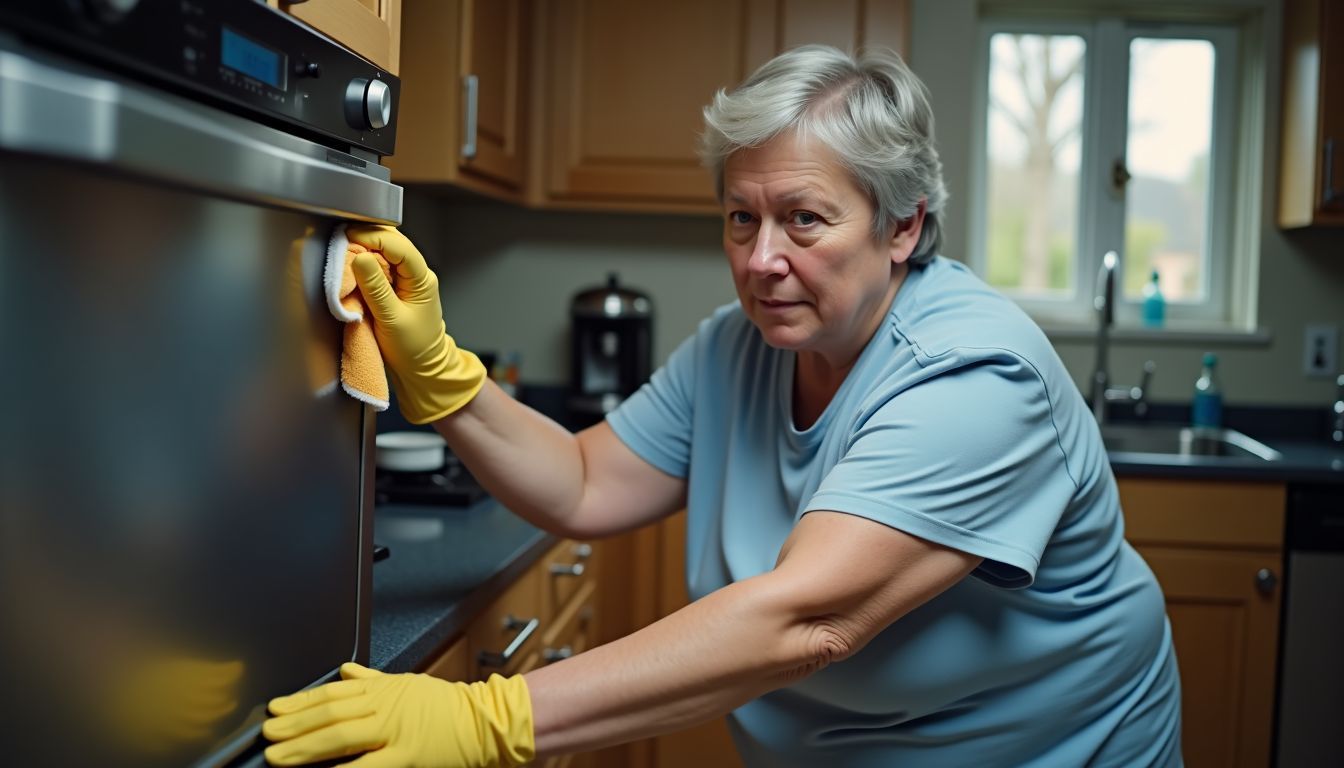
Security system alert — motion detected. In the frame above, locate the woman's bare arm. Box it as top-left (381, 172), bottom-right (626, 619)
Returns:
top-left (523, 510), bottom-right (983, 756)
top-left (432, 379), bottom-right (686, 539)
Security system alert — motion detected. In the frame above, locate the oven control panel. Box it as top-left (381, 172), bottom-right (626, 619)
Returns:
top-left (0, 0), bottom-right (399, 155)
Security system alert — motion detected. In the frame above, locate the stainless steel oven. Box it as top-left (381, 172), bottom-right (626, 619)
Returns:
top-left (0, 2), bottom-right (401, 766)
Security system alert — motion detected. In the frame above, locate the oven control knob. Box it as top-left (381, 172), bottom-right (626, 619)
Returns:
top-left (343, 77), bottom-right (392, 131)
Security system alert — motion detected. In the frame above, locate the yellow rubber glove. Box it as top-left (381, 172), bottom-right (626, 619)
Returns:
top-left (263, 662), bottom-right (535, 768)
top-left (346, 225), bottom-right (487, 424)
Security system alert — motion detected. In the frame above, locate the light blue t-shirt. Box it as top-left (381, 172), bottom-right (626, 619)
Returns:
top-left (607, 257), bottom-right (1181, 767)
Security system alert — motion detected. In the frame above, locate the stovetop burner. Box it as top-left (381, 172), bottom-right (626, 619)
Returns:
top-left (374, 458), bottom-right (486, 507)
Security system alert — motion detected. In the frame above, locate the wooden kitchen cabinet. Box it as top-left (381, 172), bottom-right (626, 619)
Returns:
top-left (268, 0), bottom-right (402, 74)
top-left (1278, 0), bottom-right (1344, 227)
top-left (1119, 478), bottom-right (1286, 768)
top-left (643, 512), bottom-right (743, 768)
top-left (419, 537), bottom-right (617, 766)
top-left (467, 557), bottom-right (545, 679)
top-left (389, 0), bottom-right (909, 209)
top-left (532, 0), bottom-right (911, 213)
top-left (384, 0), bottom-right (529, 199)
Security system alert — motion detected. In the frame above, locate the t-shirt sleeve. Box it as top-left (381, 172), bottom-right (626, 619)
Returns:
top-left (604, 330), bottom-right (699, 479)
top-left (805, 358), bottom-right (1078, 588)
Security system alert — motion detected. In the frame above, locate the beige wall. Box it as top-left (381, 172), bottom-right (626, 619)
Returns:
top-left (402, 0), bottom-right (1343, 409)
top-left (400, 193), bottom-right (734, 387)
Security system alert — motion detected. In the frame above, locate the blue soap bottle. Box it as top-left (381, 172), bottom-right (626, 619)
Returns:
top-left (1192, 352), bottom-right (1223, 428)
top-left (1141, 270), bottom-right (1165, 328)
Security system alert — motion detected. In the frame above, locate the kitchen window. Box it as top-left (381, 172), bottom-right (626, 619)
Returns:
top-left (969, 17), bottom-right (1251, 329)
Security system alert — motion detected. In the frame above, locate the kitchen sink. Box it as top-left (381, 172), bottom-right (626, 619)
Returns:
top-left (1101, 424), bottom-right (1283, 461)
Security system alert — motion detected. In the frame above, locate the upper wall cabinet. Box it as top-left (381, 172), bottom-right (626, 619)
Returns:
top-left (270, 0), bottom-right (402, 74)
top-left (1279, 0), bottom-right (1344, 227)
top-left (384, 0), bottom-right (529, 200)
top-left (534, 0), bottom-right (910, 213)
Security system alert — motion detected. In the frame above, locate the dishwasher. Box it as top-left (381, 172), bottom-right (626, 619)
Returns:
top-left (1274, 483), bottom-right (1344, 765)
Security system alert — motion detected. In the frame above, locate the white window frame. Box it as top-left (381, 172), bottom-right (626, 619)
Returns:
top-left (969, 16), bottom-right (1244, 330)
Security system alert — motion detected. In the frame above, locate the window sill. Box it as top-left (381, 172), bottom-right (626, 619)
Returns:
top-left (1039, 324), bottom-right (1273, 347)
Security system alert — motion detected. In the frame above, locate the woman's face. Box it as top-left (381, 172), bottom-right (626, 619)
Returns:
top-left (722, 131), bottom-right (920, 366)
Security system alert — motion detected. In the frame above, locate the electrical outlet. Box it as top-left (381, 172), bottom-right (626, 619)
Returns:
top-left (1303, 324), bottom-right (1339, 377)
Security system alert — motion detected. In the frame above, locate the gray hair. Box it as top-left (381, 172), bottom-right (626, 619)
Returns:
top-left (700, 45), bottom-right (948, 265)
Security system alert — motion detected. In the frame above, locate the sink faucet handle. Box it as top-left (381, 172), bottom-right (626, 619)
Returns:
top-left (1138, 360), bottom-right (1156, 395)
top-left (1131, 360), bottom-right (1156, 419)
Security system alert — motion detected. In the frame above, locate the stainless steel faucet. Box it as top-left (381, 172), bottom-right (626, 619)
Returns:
top-left (1090, 251), bottom-right (1155, 425)
top-left (1332, 374), bottom-right (1343, 444)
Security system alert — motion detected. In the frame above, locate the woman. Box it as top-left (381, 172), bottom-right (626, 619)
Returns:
top-left (262, 45), bottom-right (1181, 767)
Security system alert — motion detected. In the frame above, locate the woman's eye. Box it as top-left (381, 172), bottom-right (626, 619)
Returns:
top-left (791, 211), bottom-right (818, 226)
top-left (729, 211), bottom-right (753, 225)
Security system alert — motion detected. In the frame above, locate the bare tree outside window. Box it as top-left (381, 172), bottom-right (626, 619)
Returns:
top-left (985, 34), bottom-right (1085, 298)
top-left (1123, 38), bottom-right (1215, 303)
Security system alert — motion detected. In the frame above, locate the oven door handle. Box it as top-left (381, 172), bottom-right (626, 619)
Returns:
top-left (0, 47), bottom-right (402, 224)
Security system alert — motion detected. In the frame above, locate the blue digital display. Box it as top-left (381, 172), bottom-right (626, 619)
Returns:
top-left (221, 27), bottom-right (285, 89)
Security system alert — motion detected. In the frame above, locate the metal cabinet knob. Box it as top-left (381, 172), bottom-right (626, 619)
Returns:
top-left (550, 562), bottom-right (585, 577)
top-left (543, 646), bottom-right (573, 664)
top-left (572, 543), bottom-right (593, 559)
top-left (1255, 568), bottom-right (1278, 596)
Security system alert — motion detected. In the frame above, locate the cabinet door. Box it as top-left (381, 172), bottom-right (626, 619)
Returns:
top-left (386, 0), bottom-right (527, 197)
top-left (539, 0), bottom-right (909, 212)
top-left (1130, 545), bottom-right (1282, 768)
top-left (459, 0), bottom-right (528, 189)
top-left (1322, 1), bottom-right (1344, 219)
top-left (422, 633), bottom-right (471, 681)
top-left (1279, 0), bottom-right (1344, 226)
top-left (541, 539), bottom-right (598, 622)
top-left (1119, 478), bottom-right (1285, 768)
top-left (274, 0), bottom-right (401, 74)
top-left (649, 513), bottom-right (744, 768)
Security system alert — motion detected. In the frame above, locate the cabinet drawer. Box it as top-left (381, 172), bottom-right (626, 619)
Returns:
top-left (542, 539), bottom-right (597, 621)
top-left (542, 578), bottom-right (597, 664)
top-left (422, 633), bottom-right (470, 681)
top-left (1118, 479), bottom-right (1285, 549)
top-left (469, 561), bottom-right (543, 678)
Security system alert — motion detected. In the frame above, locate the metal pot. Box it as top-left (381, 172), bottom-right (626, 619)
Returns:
top-left (374, 431), bottom-right (447, 473)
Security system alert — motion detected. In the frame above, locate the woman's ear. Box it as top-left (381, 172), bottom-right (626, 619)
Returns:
top-left (889, 199), bottom-right (927, 265)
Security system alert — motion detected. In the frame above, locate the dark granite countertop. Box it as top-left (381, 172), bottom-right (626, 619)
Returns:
top-left (369, 499), bottom-right (556, 673)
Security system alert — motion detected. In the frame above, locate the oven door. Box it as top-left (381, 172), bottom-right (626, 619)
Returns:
top-left (0, 41), bottom-right (399, 768)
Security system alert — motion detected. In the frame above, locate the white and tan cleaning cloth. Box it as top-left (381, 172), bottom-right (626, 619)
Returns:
top-left (323, 223), bottom-right (392, 411)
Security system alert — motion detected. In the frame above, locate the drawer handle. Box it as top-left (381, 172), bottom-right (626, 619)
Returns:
top-left (543, 646), bottom-right (573, 664)
top-left (572, 543), bottom-right (593, 559)
top-left (478, 615), bottom-right (538, 669)
top-left (550, 562), bottom-right (585, 577)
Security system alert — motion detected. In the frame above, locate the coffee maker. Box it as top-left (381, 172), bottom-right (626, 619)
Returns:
top-left (568, 273), bottom-right (653, 424)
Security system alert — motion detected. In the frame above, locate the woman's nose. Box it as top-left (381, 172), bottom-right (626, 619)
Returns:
top-left (747, 223), bottom-right (789, 277)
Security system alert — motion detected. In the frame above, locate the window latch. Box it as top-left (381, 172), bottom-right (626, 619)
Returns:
top-left (1111, 158), bottom-right (1131, 193)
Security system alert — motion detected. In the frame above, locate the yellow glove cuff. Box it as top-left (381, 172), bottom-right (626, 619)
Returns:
top-left (463, 674), bottom-right (535, 767)
top-left (391, 332), bottom-right (488, 425)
